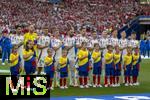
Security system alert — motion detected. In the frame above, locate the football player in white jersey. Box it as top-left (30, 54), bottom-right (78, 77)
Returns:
top-left (91, 32), bottom-right (99, 47)
top-left (119, 31), bottom-right (128, 57)
top-left (74, 28), bottom-right (88, 86)
top-left (87, 31), bottom-right (99, 87)
top-left (119, 31), bottom-right (128, 83)
top-left (110, 29), bottom-right (119, 47)
top-left (63, 29), bottom-right (77, 86)
top-left (98, 31), bottom-right (109, 78)
top-left (15, 26), bottom-right (24, 68)
top-left (37, 28), bottom-right (50, 74)
top-left (75, 28), bottom-right (87, 49)
top-left (99, 31), bottom-right (109, 60)
top-left (130, 32), bottom-right (139, 50)
top-left (51, 29), bottom-right (62, 87)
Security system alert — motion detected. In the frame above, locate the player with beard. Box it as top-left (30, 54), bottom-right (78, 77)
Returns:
top-left (74, 27), bottom-right (87, 70)
top-left (15, 25), bottom-right (24, 69)
top-left (75, 27), bottom-right (88, 50)
top-left (63, 29), bottom-right (77, 86)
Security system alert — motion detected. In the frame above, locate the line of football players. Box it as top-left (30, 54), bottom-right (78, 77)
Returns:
top-left (0, 26), bottom-right (140, 90)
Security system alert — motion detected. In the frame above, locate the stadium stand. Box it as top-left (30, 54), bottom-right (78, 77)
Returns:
top-left (0, 0), bottom-right (149, 59)
top-left (0, 0), bottom-right (149, 33)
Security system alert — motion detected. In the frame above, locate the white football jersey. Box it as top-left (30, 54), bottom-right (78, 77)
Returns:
top-left (63, 36), bottom-right (75, 47)
top-left (51, 37), bottom-right (62, 59)
top-left (86, 37), bottom-right (93, 48)
top-left (16, 35), bottom-right (24, 52)
top-left (119, 38), bottom-right (128, 49)
top-left (75, 35), bottom-right (87, 47)
top-left (98, 37), bottom-right (109, 49)
top-left (17, 35), bottom-right (24, 44)
top-left (38, 35), bottom-right (51, 57)
top-left (110, 37), bottom-right (119, 47)
top-left (65, 36), bottom-right (76, 60)
top-left (91, 38), bottom-right (99, 46)
top-left (129, 39), bottom-right (139, 48)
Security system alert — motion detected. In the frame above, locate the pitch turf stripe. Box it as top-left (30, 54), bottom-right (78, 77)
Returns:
top-left (0, 70), bottom-right (10, 73)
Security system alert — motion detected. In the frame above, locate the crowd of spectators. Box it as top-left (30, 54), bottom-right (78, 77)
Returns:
top-left (0, 0), bottom-right (149, 34)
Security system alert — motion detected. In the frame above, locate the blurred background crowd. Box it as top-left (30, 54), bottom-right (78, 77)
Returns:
top-left (0, 0), bottom-right (150, 58)
top-left (0, 0), bottom-right (149, 34)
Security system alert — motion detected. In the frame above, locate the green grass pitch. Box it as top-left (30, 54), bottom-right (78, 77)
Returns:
top-left (0, 59), bottom-right (150, 97)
